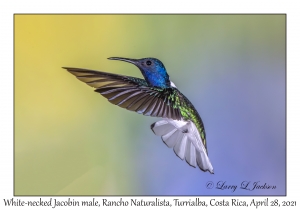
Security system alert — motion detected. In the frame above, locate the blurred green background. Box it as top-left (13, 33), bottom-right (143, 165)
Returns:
top-left (15, 15), bottom-right (285, 195)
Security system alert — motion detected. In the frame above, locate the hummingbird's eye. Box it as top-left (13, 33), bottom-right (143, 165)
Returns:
top-left (146, 60), bottom-right (152, 66)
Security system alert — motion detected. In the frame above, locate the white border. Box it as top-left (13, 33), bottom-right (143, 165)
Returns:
top-left (1, 1), bottom-right (299, 209)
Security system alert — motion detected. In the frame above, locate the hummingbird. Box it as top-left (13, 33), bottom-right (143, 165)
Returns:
top-left (63, 57), bottom-right (214, 174)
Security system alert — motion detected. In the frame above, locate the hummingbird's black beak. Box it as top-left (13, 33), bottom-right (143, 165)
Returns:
top-left (108, 57), bottom-right (138, 65)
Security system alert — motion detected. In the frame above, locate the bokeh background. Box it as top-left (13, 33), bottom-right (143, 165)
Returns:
top-left (15, 15), bottom-right (285, 195)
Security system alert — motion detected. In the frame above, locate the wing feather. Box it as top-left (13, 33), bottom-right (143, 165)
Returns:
top-left (64, 67), bottom-right (182, 120)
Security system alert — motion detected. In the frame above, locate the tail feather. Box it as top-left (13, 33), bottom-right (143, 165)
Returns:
top-left (162, 129), bottom-right (183, 149)
top-left (174, 135), bottom-right (187, 160)
top-left (151, 119), bottom-right (214, 174)
top-left (150, 120), bottom-right (174, 136)
top-left (185, 140), bottom-right (197, 168)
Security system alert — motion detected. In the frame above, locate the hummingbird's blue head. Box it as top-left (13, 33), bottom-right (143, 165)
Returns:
top-left (108, 57), bottom-right (171, 88)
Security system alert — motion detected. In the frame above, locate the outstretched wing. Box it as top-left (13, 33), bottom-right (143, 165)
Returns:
top-left (64, 67), bottom-right (182, 120)
top-left (151, 118), bottom-right (213, 173)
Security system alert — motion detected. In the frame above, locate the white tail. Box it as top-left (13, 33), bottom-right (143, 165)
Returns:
top-left (151, 119), bottom-right (214, 174)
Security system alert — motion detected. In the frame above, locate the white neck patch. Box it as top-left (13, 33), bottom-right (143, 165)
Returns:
top-left (170, 81), bottom-right (177, 88)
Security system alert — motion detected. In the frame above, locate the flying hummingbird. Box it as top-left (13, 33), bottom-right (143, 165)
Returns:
top-left (63, 57), bottom-right (214, 174)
